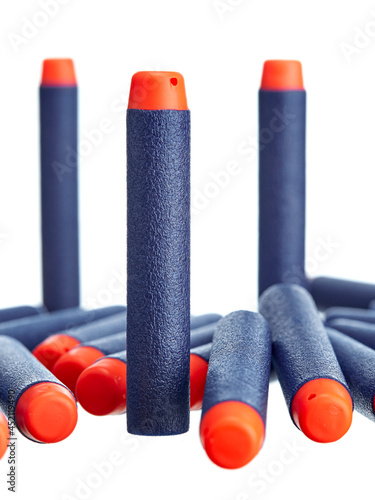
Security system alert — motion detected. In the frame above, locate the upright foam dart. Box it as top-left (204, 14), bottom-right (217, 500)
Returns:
top-left (76, 322), bottom-right (219, 416)
top-left (259, 284), bottom-right (353, 443)
top-left (200, 311), bottom-right (271, 469)
top-left (0, 411), bottom-right (9, 460)
top-left (0, 305), bottom-right (125, 351)
top-left (0, 336), bottom-right (77, 443)
top-left (258, 60), bottom-right (307, 296)
top-left (325, 307), bottom-right (375, 324)
top-left (0, 305), bottom-right (43, 323)
top-left (40, 59), bottom-right (79, 311)
top-left (327, 328), bottom-right (375, 423)
top-left (127, 71), bottom-right (190, 436)
top-left (311, 276), bottom-right (375, 310)
top-left (53, 331), bottom-right (126, 393)
top-left (33, 311), bottom-right (127, 370)
top-left (326, 318), bottom-right (375, 350)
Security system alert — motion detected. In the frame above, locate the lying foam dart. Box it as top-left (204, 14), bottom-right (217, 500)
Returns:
top-left (311, 276), bottom-right (375, 310)
top-left (325, 307), bottom-right (375, 325)
top-left (326, 319), bottom-right (375, 350)
top-left (259, 283), bottom-right (353, 443)
top-left (0, 305), bottom-right (43, 323)
top-left (0, 336), bottom-right (77, 443)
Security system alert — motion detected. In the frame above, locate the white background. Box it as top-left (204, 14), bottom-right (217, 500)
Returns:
top-left (1, 0), bottom-right (375, 498)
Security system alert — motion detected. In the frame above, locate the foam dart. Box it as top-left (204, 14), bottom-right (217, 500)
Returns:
top-left (199, 311), bottom-right (271, 469)
top-left (32, 311), bottom-right (127, 371)
top-left (311, 276), bottom-right (375, 310)
top-left (75, 322), bottom-right (219, 416)
top-left (0, 305), bottom-right (44, 323)
top-left (0, 411), bottom-right (9, 460)
top-left (258, 60), bottom-right (307, 296)
top-left (0, 336), bottom-right (77, 443)
top-left (53, 331), bottom-right (126, 393)
top-left (0, 305), bottom-right (125, 351)
top-left (259, 283), bottom-right (353, 443)
top-left (325, 307), bottom-right (375, 325)
top-left (127, 71), bottom-right (190, 436)
top-left (326, 318), bottom-right (375, 350)
top-left (40, 58), bottom-right (79, 311)
top-left (326, 327), bottom-right (375, 423)
top-left (190, 313), bottom-right (221, 329)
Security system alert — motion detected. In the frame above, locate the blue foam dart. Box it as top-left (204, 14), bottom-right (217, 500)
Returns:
top-left (311, 276), bottom-right (375, 310)
top-left (0, 305), bottom-right (44, 323)
top-left (126, 72), bottom-right (190, 436)
top-left (32, 311), bottom-right (127, 370)
top-left (258, 61), bottom-right (307, 296)
top-left (40, 59), bottom-right (79, 312)
top-left (199, 311), bottom-right (271, 469)
top-left (326, 318), bottom-right (375, 350)
top-left (0, 305), bottom-right (125, 351)
top-left (327, 327), bottom-right (375, 423)
top-left (0, 336), bottom-right (78, 443)
top-left (325, 307), bottom-right (375, 324)
top-left (259, 283), bottom-right (353, 443)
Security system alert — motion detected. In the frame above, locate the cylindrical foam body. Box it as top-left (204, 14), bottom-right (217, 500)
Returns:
top-left (311, 276), bottom-right (375, 310)
top-left (127, 86), bottom-right (190, 435)
top-left (325, 307), bottom-right (375, 325)
top-left (0, 305), bottom-right (43, 323)
top-left (258, 89), bottom-right (306, 295)
top-left (326, 318), bottom-right (375, 350)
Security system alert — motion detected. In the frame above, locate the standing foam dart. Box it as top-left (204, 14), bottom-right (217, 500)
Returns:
top-left (0, 411), bottom-right (9, 460)
top-left (0, 336), bottom-right (77, 443)
top-left (53, 331), bottom-right (126, 393)
top-left (259, 283), bottom-right (353, 443)
top-left (127, 71), bottom-right (190, 436)
top-left (40, 59), bottom-right (79, 312)
top-left (325, 307), bottom-right (375, 325)
top-left (200, 311), bottom-right (272, 469)
top-left (311, 276), bottom-right (375, 310)
top-left (327, 328), bottom-right (375, 423)
top-left (0, 305), bottom-right (125, 351)
top-left (0, 305), bottom-right (43, 323)
top-left (76, 321), bottom-right (220, 416)
top-left (258, 60), bottom-right (307, 296)
top-left (33, 311), bottom-right (127, 370)
top-left (326, 318), bottom-right (375, 350)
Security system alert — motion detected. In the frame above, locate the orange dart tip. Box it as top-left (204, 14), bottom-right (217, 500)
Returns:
top-left (261, 60), bottom-right (304, 91)
top-left (41, 58), bottom-right (77, 86)
top-left (32, 334), bottom-right (80, 371)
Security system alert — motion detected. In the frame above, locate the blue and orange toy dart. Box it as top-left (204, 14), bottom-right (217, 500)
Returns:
top-left (259, 284), bottom-right (353, 443)
top-left (200, 311), bottom-right (272, 469)
top-left (0, 336), bottom-right (77, 444)
top-left (0, 411), bottom-right (8, 460)
top-left (126, 71), bottom-right (190, 436)
top-left (258, 60), bottom-right (307, 295)
top-left (40, 59), bottom-right (79, 312)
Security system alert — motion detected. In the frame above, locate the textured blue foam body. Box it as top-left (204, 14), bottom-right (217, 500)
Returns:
top-left (0, 306), bottom-right (42, 323)
top-left (127, 109), bottom-right (190, 436)
top-left (40, 86), bottom-right (79, 312)
top-left (82, 331), bottom-right (126, 355)
top-left (0, 336), bottom-right (73, 441)
top-left (190, 314), bottom-right (221, 329)
top-left (258, 90), bottom-right (307, 296)
top-left (67, 311), bottom-right (126, 343)
top-left (190, 322), bottom-right (217, 349)
top-left (259, 284), bottom-right (349, 413)
top-left (191, 343), bottom-right (211, 363)
top-left (201, 311), bottom-right (271, 425)
top-left (0, 305), bottom-right (125, 351)
top-left (327, 327), bottom-right (375, 422)
top-left (311, 276), bottom-right (375, 310)
top-left (326, 319), bottom-right (375, 350)
top-left (325, 307), bottom-right (375, 324)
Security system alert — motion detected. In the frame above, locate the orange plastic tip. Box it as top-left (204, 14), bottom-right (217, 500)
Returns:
top-left (15, 382), bottom-right (77, 443)
top-left (52, 346), bottom-right (104, 395)
top-left (260, 60), bottom-right (304, 91)
top-left (291, 378), bottom-right (353, 443)
top-left (128, 71), bottom-right (188, 110)
top-left (190, 354), bottom-right (209, 411)
top-left (200, 401), bottom-right (265, 469)
top-left (76, 358), bottom-right (127, 416)
top-left (0, 412), bottom-right (9, 460)
top-left (32, 334), bottom-right (81, 372)
top-left (41, 59), bottom-right (77, 86)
